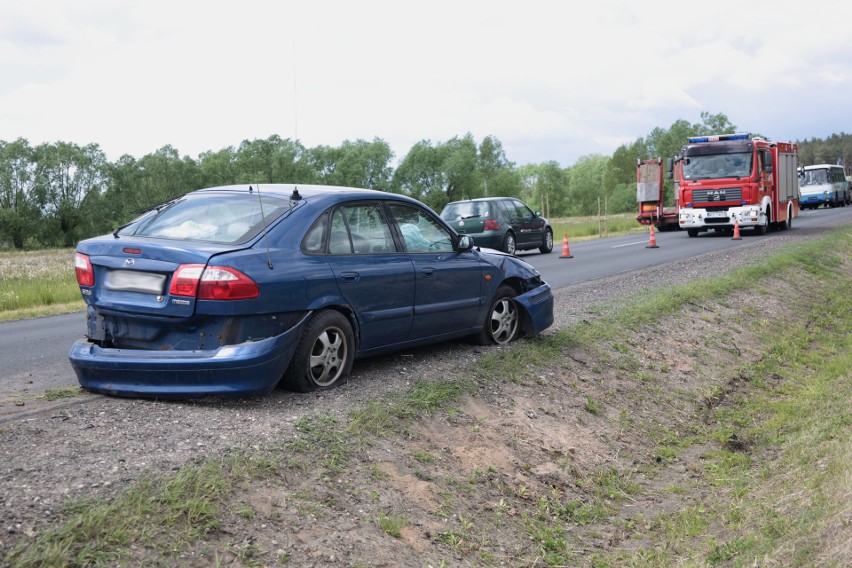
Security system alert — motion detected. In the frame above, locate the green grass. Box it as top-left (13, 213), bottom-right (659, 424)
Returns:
top-left (39, 387), bottom-right (83, 401)
top-left (0, 248), bottom-right (84, 321)
top-left (376, 513), bottom-right (409, 538)
top-left (550, 213), bottom-right (648, 242)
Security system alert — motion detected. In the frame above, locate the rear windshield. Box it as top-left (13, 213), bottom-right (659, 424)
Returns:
top-left (441, 201), bottom-right (492, 220)
top-left (118, 193), bottom-right (293, 244)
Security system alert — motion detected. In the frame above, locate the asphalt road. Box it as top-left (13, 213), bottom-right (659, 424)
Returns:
top-left (517, 205), bottom-right (852, 288)
top-left (2, 205), bottom-right (851, 412)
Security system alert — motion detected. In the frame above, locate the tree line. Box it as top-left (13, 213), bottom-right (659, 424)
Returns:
top-left (1, 112), bottom-right (849, 249)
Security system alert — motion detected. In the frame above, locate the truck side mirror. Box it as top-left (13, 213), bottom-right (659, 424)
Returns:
top-left (665, 158), bottom-right (673, 179)
top-left (764, 151), bottom-right (773, 173)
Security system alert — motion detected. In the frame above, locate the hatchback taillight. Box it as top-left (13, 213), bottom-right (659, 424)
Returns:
top-left (483, 219), bottom-right (501, 231)
top-left (74, 253), bottom-right (94, 286)
top-left (169, 265), bottom-right (259, 300)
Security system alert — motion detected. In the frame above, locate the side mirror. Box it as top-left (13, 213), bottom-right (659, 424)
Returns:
top-left (457, 234), bottom-right (474, 251)
top-left (665, 158), bottom-right (674, 179)
top-left (764, 151), bottom-right (773, 173)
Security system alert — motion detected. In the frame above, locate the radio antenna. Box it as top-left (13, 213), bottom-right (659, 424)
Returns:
top-left (251, 184), bottom-right (273, 270)
top-left (293, 42), bottom-right (298, 141)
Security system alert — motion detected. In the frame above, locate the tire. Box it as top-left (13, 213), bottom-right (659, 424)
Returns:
top-left (539, 229), bottom-right (554, 254)
top-left (284, 310), bottom-right (354, 392)
top-left (754, 209), bottom-right (769, 235)
top-left (687, 229), bottom-right (699, 238)
top-left (785, 206), bottom-right (793, 230)
top-left (472, 285), bottom-right (520, 346)
top-left (502, 232), bottom-right (516, 255)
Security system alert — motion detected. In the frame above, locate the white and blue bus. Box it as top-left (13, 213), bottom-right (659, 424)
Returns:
top-left (799, 164), bottom-right (849, 209)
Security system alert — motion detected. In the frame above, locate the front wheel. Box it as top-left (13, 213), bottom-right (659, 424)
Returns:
top-left (472, 285), bottom-right (520, 346)
top-left (284, 310), bottom-right (354, 392)
top-left (687, 228), bottom-right (699, 238)
top-left (754, 209), bottom-right (769, 235)
top-left (539, 229), bottom-right (554, 254)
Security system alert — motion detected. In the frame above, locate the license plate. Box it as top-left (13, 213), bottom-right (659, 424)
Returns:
top-left (104, 270), bottom-right (166, 294)
top-left (706, 211), bottom-right (728, 218)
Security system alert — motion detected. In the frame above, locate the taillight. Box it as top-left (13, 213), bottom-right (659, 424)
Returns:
top-left (169, 265), bottom-right (259, 300)
top-left (169, 265), bottom-right (205, 297)
top-left (74, 253), bottom-right (94, 286)
top-left (483, 219), bottom-right (501, 231)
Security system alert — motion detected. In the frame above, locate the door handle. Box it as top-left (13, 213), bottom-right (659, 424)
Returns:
top-left (420, 268), bottom-right (436, 278)
top-left (340, 272), bottom-right (360, 283)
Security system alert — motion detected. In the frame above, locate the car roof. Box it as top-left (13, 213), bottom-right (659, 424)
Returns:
top-left (194, 184), bottom-right (386, 199)
top-left (193, 183), bottom-right (431, 209)
top-left (445, 197), bottom-right (515, 204)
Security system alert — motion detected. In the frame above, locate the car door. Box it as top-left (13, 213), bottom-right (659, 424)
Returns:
top-left (508, 199), bottom-right (545, 248)
top-left (321, 202), bottom-right (415, 351)
top-left (385, 202), bottom-right (484, 340)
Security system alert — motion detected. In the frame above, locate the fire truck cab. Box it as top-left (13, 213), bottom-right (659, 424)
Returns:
top-left (671, 134), bottom-right (800, 237)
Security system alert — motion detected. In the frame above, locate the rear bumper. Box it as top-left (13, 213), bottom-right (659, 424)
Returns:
top-left (68, 314), bottom-right (310, 398)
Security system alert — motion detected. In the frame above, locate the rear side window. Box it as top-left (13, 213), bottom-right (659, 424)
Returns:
top-left (325, 202), bottom-right (396, 255)
top-left (511, 199), bottom-right (535, 221)
top-left (120, 194), bottom-right (292, 244)
top-left (497, 200), bottom-right (516, 221)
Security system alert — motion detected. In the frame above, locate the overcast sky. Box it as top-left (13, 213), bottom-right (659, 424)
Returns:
top-left (2, 0), bottom-right (851, 168)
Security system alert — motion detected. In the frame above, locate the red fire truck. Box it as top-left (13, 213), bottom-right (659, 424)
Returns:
top-left (636, 157), bottom-right (679, 230)
top-left (670, 133), bottom-right (800, 237)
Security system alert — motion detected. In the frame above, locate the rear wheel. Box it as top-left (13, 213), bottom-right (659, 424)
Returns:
top-left (539, 229), bottom-right (554, 254)
top-left (472, 285), bottom-right (519, 346)
top-left (502, 232), bottom-right (516, 255)
top-left (284, 310), bottom-right (354, 392)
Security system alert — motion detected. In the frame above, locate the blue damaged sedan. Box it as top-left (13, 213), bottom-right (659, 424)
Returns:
top-left (69, 184), bottom-right (554, 398)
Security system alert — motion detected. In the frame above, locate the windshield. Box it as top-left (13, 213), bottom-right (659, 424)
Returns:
top-left (117, 193), bottom-right (293, 244)
top-left (682, 152), bottom-right (753, 180)
top-left (800, 169), bottom-right (829, 186)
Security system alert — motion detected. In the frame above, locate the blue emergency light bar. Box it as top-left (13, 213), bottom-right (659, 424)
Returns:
top-left (687, 133), bottom-right (750, 143)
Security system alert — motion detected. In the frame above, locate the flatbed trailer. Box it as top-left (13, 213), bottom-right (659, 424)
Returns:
top-left (636, 158), bottom-right (679, 230)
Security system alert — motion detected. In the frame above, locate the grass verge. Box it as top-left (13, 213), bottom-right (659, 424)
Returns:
top-left (5, 228), bottom-right (850, 567)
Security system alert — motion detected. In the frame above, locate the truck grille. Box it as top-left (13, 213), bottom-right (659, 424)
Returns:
top-left (692, 188), bottom-right (742, 203)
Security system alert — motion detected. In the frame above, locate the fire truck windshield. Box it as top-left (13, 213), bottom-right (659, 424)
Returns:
top-left (682, 153), bottom-right (753, 180)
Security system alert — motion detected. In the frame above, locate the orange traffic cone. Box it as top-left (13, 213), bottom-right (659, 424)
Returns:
top-left (646, 225), bottom-right (659, 248)
top-left (732, 219), bottom-right (742, 240)
top-left (559, 232), bottom-right (573, 259)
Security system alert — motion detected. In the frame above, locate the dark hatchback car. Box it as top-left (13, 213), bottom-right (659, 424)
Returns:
top-left (69, 184), bottom-right (554, 398)
top-left (440, 197), bottom-right (553, 255)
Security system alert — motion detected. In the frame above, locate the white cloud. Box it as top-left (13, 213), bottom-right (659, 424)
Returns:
top-left (2, 0), bottom-right (852, 166)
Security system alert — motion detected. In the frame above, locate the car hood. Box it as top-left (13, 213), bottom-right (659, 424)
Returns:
top-left (474, 247), bottom-right (542, 280)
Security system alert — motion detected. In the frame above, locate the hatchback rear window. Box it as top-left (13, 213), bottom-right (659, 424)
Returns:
top-left (441, 201), bottom-right (491, 220)
top-left (119, 193), bottom-right (293, 244)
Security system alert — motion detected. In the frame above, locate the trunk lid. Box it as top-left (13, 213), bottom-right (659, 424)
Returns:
top-left (78, 236), bottom-right (249, 318)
